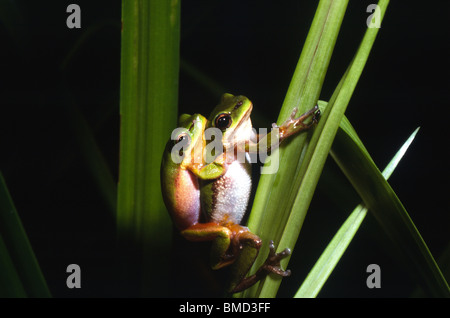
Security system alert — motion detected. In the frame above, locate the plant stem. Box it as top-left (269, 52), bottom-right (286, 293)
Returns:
top-left (117, 0), bottom-right (180, 296)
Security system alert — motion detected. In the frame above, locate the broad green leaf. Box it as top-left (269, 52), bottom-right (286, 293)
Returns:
top-left (117, 0), bottom-right (180, 296)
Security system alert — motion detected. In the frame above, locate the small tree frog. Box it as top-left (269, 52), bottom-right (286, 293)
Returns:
top-left (198, 94), bottom-right (319, 292)
top-left (161, 95), bottom-right (319, 293)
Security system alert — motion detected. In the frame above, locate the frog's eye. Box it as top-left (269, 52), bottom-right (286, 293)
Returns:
top-left (175, 133), bottom-right (191, 156)
top-left (215, 113), bottom-right (232, 130)
top-left (175, 133), bottom-right (190, 145)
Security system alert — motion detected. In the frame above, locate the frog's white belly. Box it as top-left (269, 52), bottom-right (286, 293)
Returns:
top-left (209, 157), bottom-right (252, 225)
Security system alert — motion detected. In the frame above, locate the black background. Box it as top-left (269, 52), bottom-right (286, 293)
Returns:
top-left (0, 0), bottom-right (449, 297)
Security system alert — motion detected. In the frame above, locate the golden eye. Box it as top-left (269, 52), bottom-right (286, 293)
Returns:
top-left (215, 113), bottom-right (232, 130)
top-left (176, 133), bottom-right (188, 144)
top-left (175, 133), bottom-right (191, 156)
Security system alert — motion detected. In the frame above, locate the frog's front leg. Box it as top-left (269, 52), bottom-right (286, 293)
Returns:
top-left (276, 104), bottom-right (320, 140)
top-left (240, 105), bottom-right (320, 154)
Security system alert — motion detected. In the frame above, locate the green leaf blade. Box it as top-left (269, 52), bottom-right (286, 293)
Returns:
top-left (0, 172), bottom-right (51, 297)
top-left (117, 0), bottom-right (180, 296)
top-left (253, 0), bottom-right (389, 298)
top-left (243, 0), bottom-right (350, 298)
top-left (0, 233), bottom-right (27, 297)
top-left (295, 124), bottom-right (419, 298)
top-left (330, 126), bottom-right (450, 297)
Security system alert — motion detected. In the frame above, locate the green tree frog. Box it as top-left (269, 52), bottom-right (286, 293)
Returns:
top-left (160, 113), bottom-right (224, 231)
top-left (161, 96), bottom-right (319, 293)
top-left (197, 94), bottom-right (319, 292)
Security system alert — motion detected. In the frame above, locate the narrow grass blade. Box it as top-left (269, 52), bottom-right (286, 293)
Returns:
top-left (412, 243), bottom-right (450, 297)
top-left (0, 172), bottom-right (51, 297)
top-left (117, 0), bottom-right (180, 296)
top-left (330, 124), bottom-right (450, 297)
top-left (247, 0), bottom-right (348, 238)
top-left (0, 233), bottom-right (27, 297)
top-left (295, 124), bottom-right (419, 298)
top-left (242, 0), bottom-right (349, 297)
top-left (437, 245), bottom-right (450, 291)
top-left (251, 0), bottom-right (389, 298)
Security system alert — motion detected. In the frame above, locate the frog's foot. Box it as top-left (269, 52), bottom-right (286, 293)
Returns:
top-left (228, 240), bottom-right (291, 293)
top-left (311, 106), bottom-right (321, 125)
top-left (274, 105), bottom-right (320, 140)
top-left (260, 240), bottom-right (291, 277)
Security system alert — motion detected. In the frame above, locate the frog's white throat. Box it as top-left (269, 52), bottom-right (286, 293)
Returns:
top-left (225, 117), bottom-right (253, 148)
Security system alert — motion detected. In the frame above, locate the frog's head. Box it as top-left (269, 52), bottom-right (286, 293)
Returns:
top-left (208, 93), bottom-right (253, 145)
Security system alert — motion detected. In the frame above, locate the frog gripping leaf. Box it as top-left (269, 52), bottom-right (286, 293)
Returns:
top-left (160, 95), bottom-right (319, 293)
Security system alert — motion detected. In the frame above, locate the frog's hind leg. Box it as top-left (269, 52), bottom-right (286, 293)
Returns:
top-left (210, 225), bottom-right (263, 270)
top-left (181, 222), bottom-right (234, 269)
top-left (226, 227), bottom-right (263, 293)
top-left (229, 240), bottom-right (291, 293)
